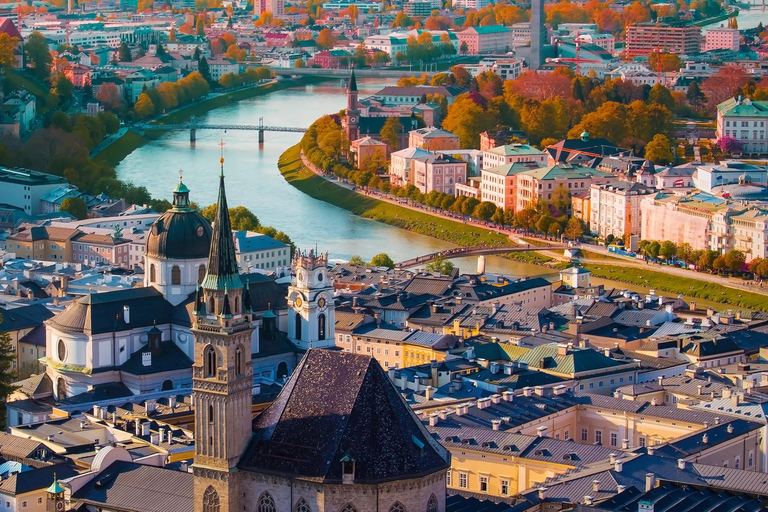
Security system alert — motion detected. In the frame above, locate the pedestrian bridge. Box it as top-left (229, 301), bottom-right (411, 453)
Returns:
top-left (395, 244), bottom-right (569, 269)
top-left (139, 116), bottom-right (306, 143)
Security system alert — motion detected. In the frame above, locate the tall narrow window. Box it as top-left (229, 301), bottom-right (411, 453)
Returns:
top-left (427, 495), bottom-right (438, 512)
top-left (198, 264), bottom-right (206, 283)
top-left (149, 264), bottom-right (156, 283)
top-left (318, 313), bottom-right (326, 341)
top-left (171, 265), bottom-right (181, 285)
top-left (258, 492), bottom-right (276, 512)
top-left (235, 345), bottom-right (244, 376)
top-left (295, 500), bottom-right (311, 512)
top-left (202, 487), bottom-right (219, 512)
top-left (295, 312), bottom-right (302, 341)
top-left (204, 345), bottom-right (217, 378)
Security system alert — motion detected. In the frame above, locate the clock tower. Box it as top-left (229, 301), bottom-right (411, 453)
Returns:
top-left (346, 68), bottom-right (360, 142)
top-left (45, 475), bottom-right (65, 512)
top-left (287, 249), bottom-right (335, 350)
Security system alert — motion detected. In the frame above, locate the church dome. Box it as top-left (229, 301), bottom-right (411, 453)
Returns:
top-left (146, 178), bottom-right (212, 260)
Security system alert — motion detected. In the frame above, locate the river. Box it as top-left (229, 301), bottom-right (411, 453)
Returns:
top-left (117, 79), bottom-right (557, 279)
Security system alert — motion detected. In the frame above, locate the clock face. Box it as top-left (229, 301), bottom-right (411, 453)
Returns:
top-left (56, 501), bottom-right (64, 511)
top-left (318, 297), bottom-right (326, 309)
top-left (349, 117), bottom-right (357, 123)
top-left (196, 225), bottom-right (204, 237)
top-left (295, 296), bottom-right (303, 308)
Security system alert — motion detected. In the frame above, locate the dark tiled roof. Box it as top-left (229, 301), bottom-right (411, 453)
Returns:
top-left (596, 483), bottom-right (766, 512)
top-left (240, 349), bottom-right (450, 483)
top-left (19, 323), bottom-right (46, 347)
top-left (0, 463), bottom-right (78, 495)
top-left (47, 288), bottom-right (174, 335)
top-left (72, 460), bottom-right (193, 512)
top-left (119, 340), bottom-right (192, 375)
top-left (59, 382), bottom-right (133, 405)
top-left (12, 372), bottom-right (52, 397)
top-left (0, 304), bottom-right (54, 331)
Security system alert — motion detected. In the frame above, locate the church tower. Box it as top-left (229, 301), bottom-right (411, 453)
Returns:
top-left (287, 249), bottom-right (335, 350)
top-left (345, 68), bottom-right (360, 142)
top-left (192, 149), bottom-right (254, 512)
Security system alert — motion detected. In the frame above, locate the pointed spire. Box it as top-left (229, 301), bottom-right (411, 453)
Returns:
top-left (243, 286), bottom-right (252, 313)
top-left (221, 286), bottom-right (233, 318)
top-left (348, 67), bottom-right (357, 93)
top-left (202, 139), bottom-right (243, 292)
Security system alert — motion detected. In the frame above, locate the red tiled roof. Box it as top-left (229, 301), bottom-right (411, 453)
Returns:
top-left (0, 19), bottom-right (22, 40)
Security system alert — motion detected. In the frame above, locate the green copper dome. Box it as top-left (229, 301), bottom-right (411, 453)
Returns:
top-left (46, 476), bottom-right (64, 495)
top-left (146, 179), bottom-right (212, 260)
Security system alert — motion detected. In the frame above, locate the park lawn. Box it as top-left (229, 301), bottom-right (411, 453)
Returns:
top-left (93, 130), bottom-right (148, 167)
top-left (584, 263), bottom-right (768, 311)
top-left (278, 145), bottom-right (511, 248)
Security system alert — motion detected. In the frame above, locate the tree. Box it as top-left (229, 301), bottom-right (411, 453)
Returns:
top-left (701, 67), bottom-right (749, 110)
top-left (60, 196), bottom-right (88, 219)
top-left (686, 80), bottom-right (706, 110)
top-left (202, 205), bottom-right (259, 231)
top-left (472, 201), bottom-right (497, 221)
top-left (380, 117), bottom-right (402, 151)
top-left (461, 197), bottom-right (480, 216)
top-left (644, 134), bottom-right (674, 164)
top-left (317, 28), bottom-right (336, 50)
top-left (442, 94), bottom-right (498, 148)
top-left (0, 33), bottom-right (19, 68)
top-left (348, 255), bottom-right (365, 265)
top-left (713, 255), bottom-right (728, 273)
top-left (425, 256), bottom-right (454, 275)
top-left (0, 317), bottom-right (17, 428)
top-left (460, 41), bottom-right (468, 55)
top-left (550, 185), bottom-right (571, 214)
top-left (196, 14), bottom-right (206, 36)
top-left (370, 252), bottom-right (395, 269)
top-left (717, 136), bottom-right (742, 155)
top-left (198, 56), bottom-right (212, 83)
top-left (677, 242), bottom-right (693, 264)
top-left (96, 83), bottom-right (123, 111)
top-left (348, 4), bottom-right (359, 23)
top-left (53, 73), bottom-right (74, 103)
top-left (294, 58), bottom-right (306, 68)
top-left (118, 42), bottom-right (132, 62)
top-left (169, 27), bottom-right (177, 42)
top-left (725, 250), bottom-right (746, 273)
top-left (645, 241), bottom-right (661, 259)
top-left (647, 84), bottom-right (675, 110)
top-left (24, 31), bottom-right (51, 81)
top-left (659, 240), bottom-right (677, 261)
top-left (225, 44), bottom-right (246, 61)
top-left (565, 217), bottom-right (584, 240)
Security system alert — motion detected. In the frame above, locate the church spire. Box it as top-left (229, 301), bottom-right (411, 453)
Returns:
top-left (201, 140), bottom-right (243, 292)
top-left (348, 67), bottom-right (357, 93)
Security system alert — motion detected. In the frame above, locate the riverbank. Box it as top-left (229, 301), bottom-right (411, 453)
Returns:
top-left (94, 76), bottom-right (326, 167)
top-left (279, 145), bottom-right (511, 248)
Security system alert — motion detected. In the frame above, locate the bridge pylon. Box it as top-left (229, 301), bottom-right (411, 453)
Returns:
top-left (190, 116), bottom-right (196, 144)
top-left (258, 117), bottom-right (264, 143)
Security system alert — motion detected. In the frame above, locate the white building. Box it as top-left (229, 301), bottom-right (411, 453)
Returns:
top-left (233, 231), bottom-right (291, 273)
top-left (576, 32), bottom-right (615, 53)
top-left (206, 58), bottom-right (238, 80)
top-left (287, 249), bottom-right (335, 350)
top-left (705, 27), bottom-right (740, 51)
top-left (4, 90), bottom-right (36, 135)
top-left (389, 146), bottom-right (432, 187)
top-left (692, 160), bottom-right (767, 194)
top-left (452, 0), bottom-right (489, 9)
top-left (509, 23), bottom-right (531, 49)
top-left (363, 33), bottom-right (408, 59)
top-left (482, 143), bottom-right (546, 170)
top-left (589, 181), bottom-right (655, 239)
top-left (716, 96), bottom-right (768, 155)
top-left (607, 63), bottom-right (661, 86)
top-left (491, 58), bottom-right (523, 80)
top-left (0, 167), bottom-right (68, 215)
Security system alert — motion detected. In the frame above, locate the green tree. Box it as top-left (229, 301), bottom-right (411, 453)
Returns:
top-left (536, 215), bottom-right (553, 234)
top-left (118, 42), bottom-right (132, 62)
top-left (461, 197), bottom-right (480, 216)
top-left (647, 84), bottom-right (675, 110)
top-left (659, 240), bottom-right (677, 261)
top-left (24, 31), bottom-right (52, 81)
top-left (370, 252), bottom-right (395, 269)
top-left (644, 134), bottom-right (674, 165)
top-left (425, 256), bottom-right (454, 274)
top-left (677, 242), bottom-right (693, 264)
top-left (645, 241), bottom-right (661, 259)
top-left (725, 250), bottom-right (746, 273)
top-left (713, 255), bottom-right (728, 273)
top-left (53, 74), bottom-right (74, 103)
top-left (198, 56), bottom-right (212, 83)
top-left (686, 81), bottom-right (706, 110)
top-left (201, 205), bottom-right (259, 231)
top-left (0, 317), bottom-right (17, 428)
top-left (550, 185), bottom-right (571, 214)
top-left (60, 196), bottom-right (89, 219)
top-left (460, 41), bottom-right (468, 55)
top-left (564, 217), bottom-right (583, 240)
top-left (380, 117), bottom-right (402, 151)
top-left (348, 255), bottom-right (366, 265)
top-left (472, 201), bottom-right (496, 221)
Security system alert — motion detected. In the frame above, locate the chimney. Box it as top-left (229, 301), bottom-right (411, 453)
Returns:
top-left (141, 422), bottom-right (151, 436)
top-left (592, 480), bottom-right (600, 493)
top-left (135, 421), bottom-right (141, 436)
top-left (534, 386), bottom-right (545, 396)
top-left (714, 417), bottom-right (721, 425)
top-left (491, 394), bottom-right (501, 404)
top-left (538, 487), bottom-right (547, 500)
top-left (503, 364), bottom-right (514, 375)
top-left (621, 439), bottom-right (629, 449)
top-left (583, 496), bottom-right (593, 506)
top-left (123, 305), bottom-right (130, 324)
top-left (523, 387), bottom-right (532, 397)
top-left (690, 301), bottom-right (696, 311)
top-left (647, 446), bottom-right (655, 455)
top-left (502, 391), bottom-right (514, 402)
top-left (645, 473), bottom-right (656, 492)
top-left (490, 362), bottom-right (500, 374)
top-left (80, 420), bottom-right (87, 429)
top-left (677, 459), bottom-right (686, 469)
top-left (491, 419), bottom-right (501, 431)
top-left (93, 405), bottom-right (101, 418)
top-left (723, 388), bottom-right (732, 398)
top-left (697, 385), bottom-right (703, 395)
top-left (617, 484), bottom-right (626, 493)
top-left (707, 307), bottom-right (714, 317)
top-left (428, 414), bottom-right (438, 427)
top-left (425, 386), bottom-right (436, 400)
top-left (702, 433), bottom-right (709, 444)
top-left (150, 433), bottom-right (160, 445)
top-left (609, 453), bottom-right (616, 464)
top-left (146, 399), bottom-right (156, 413)
top-left (180, 461), bottom-right (188, 472)
top-left (614, 460), bottom-right (623, 472)
top-left (169, 396), bottom-right (177, 409)
top-left (537, 426), bottom-right (547, 437)
top-left (438, 410), bottom-right (448, 421)
top-left (727, 423), bottom-right (734, 434)
top-left (658, 376), bottom-right (663, 386)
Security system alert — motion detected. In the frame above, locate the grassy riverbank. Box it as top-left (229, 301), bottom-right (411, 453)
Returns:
top-left (279, 145), bottom-right (511, 248)
top-left (584, 263), bottom-right (768, 311)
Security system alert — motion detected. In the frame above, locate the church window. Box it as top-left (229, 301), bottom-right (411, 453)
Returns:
top-left (56, 377), bottom-right (67, 401)
top-left (198, 265), bottom-right (206, 283)
top-left (295, 499), bottom-right (311, 512)
top-left (258, 492), bottom-right (276, 512)
top-left (208, 405), bottom-right (213, 423)
top-left (318, 313), bottom-right (326, 341)
top-left (426, 495), bottom-right (438, 512)
top-left (57, 340), bottom-right (66, 362)
top-left (202, 486), bottom-right (219, 512)
top-left (162, 379), bottom-right (173, 391)
top-left (204, 345), bottom-right (217, 377)
top-left (171, 265), bottom-right (181, 285)
top-left (210, 297), bottom-right (215, 313)
top-left (340, 505), bottom-right (358, 512)
top-left (235, 345), bottom-right (244, 376)
top-left (277, 362), bottom-right (288, 380)
top-left (295, 312), bottom-right (302, 341)
top-left (388, 503), bottom-right (406, 512)
top-left (149, 264), bottom-right (156, 283)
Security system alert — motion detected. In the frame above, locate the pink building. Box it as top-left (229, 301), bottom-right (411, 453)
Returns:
top-left (72, 234), bottom-right (131, 268)
top-left (704, 28), bottom-right (740, 51)
top-left (412, 153), bottom-right (467, 195)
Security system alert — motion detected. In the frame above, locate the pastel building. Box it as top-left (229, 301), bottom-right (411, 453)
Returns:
top-left (412, 153), bottom-right (467, 195)
top-left (717, 97), bottom-right (768, 155)
top-left (457, 25), bottom-right (513, 54)
top-left (409, 127), bottom-right (460, 151)
top-left (704, 27), bottom-right (740, 51)
top-left (482, 144), bottom-right (546, 170)
top-left (389, 146), bottom-right (432, 187)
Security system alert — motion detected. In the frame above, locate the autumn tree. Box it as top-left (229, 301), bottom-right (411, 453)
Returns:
top-left (648, 52), bottom-right (682, 72)
top-left (0, 33), bottom-right (18, 68)
top-left (425, 256), bottom-right (454, 274)
top-left (348, 4), bottom-right (358, 23)
top-left (686, 81), bottom-right (707, 110)
top-left (701, 66), bottom-right (749, 110)
top-left (647, 84), bottom-right (675, 110)
top-left (644, 134), bottom-right (674, 164)
top-left (442, 94), bottom-right (498, 148)
top-left (380, 117), bottom-right (402, 151)
top-left (565, 217), bottom-right (584, 240)
top-left (96, 83), bottom-right (124, 111)
top-left (317, 28), bottom-right (336, 50)
top-left (196, 14), bottom-right (206, 36)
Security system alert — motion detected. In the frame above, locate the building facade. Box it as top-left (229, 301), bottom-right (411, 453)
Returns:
top-left (412, 153), bottom-right (467, 195)
top-left (717, 97), bottom-right (768, 155)
top-left (625, 23), bottom-right (701, 56)
top-left (589, 181), bottom-right (654, 240)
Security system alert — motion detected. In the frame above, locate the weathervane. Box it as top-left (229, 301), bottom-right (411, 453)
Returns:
top-left (218, 138), bottom-right (226, 177)
top-left (179, 169), bottom-right (183, 182)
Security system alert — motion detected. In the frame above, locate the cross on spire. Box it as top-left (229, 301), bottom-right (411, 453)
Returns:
top-left (179, 169), bottom-right (183, 182)
top-left (218, 138), bottom-right (226, 177)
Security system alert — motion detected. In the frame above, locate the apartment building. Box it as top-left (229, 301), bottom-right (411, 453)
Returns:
top-left (479, 161), bottom-right (540, 211)
top-left (72, 233), bottom-right (132, 267)
top-left (6, 226), bottom-right (80, 261)
top-left (0, 167), bottom-right (68, 216)
top-left (389, 146), bottom-right (433, 187)
top-left (233, 231), bottom-right (291, 272)
top-left (625, 23), bottom-right (701, 56)
top-left (514, 163), bottom-right (616, 211)
top-left (589, 181), bottom-right (654, 240)
top-left (412, 153), bottom-right (467, 195)
top-left (408, 127), bottom-right (460, 151)
top-left (482, 144), bottom-right (546, 170)
top-left (457, 25), bottom-right (513, 54)
top-left (717, 96), bottom-right (768, 155)
top-left (704, 27), bottom-right (740, 51)
top-left (640, 192), bottom-right (722, 251)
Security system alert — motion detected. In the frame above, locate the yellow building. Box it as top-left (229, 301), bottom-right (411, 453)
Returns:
top-left (6, 226), bottom-right (79, 262)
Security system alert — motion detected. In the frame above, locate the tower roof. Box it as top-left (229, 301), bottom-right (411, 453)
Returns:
top-left (201, 154), bottom-right (243, 292)
top-left (239, 349), bottom-right (450, 483)
top-left (348, 68), bottom-right (357, 93)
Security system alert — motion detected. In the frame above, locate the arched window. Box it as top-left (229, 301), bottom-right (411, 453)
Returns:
top-left (388, 503), bottom-right (406, 512)
top-left (295, 499), bottom-right (311, 512)
top-left (198, 264), bottom-right (206, 283)
top-left (149, 264), bottom-right (156, 283)
top-left (276, 362), bottom-right (288, 380)
top-left (340, 505), bottom-right (358, 512)
top-left (208, 404), bottom-right (214, 423)
top-left (258, 492), bottom-right (276, 512)
top-left (318, 313), bottom-right (326, 341)
top-left (56, 377), bottom-right (67, 401)
top-left (202, 486), bottom-right (219, 512)
top-left (209, 297), bottom-right (215, 313)
top-left (57, 339), bottom-right (66, 362)
top-left (171, 265), bottom-right (181, 285)
top-left (235, 345), bottom-right (244, 376)
top-left (426, 494), bottom-right (438, 512)
top-left (161, 379), bottom-right (173, 391)
top-left (295, 312), bottom-right (302, 341)
top-left (204, 345), bottom-right (217, 378)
